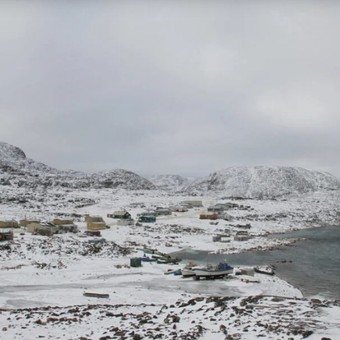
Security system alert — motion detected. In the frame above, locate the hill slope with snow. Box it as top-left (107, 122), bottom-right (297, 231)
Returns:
top-left (0, 142), bottom-right (156, 190)
top-left (147, 174), bottom-right (194, 191)
top-left (185, 166), bottom-right (340, 198)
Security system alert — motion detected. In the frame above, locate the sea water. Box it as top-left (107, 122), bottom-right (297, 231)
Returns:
top-left (172, 226), bottom-right (340, 300)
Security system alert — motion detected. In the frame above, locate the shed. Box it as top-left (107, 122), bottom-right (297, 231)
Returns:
top-left (85, 216), bottom-right (107, 230)
top-left (220, 212), bottom-right (233, 221)
top-left (234, 231), bottom-right (251, 241)
top-left (207, 205), bottom-right (225, 213)
top-left (154, 208), bottom-right (172, 216)
top-left (138, 215), bottom-right (156, 223)
top-left (19, 219), bottom-right (40, 227)
top-left (108, 211), bottom-right (131, 219)
top-left (84, 230), bottom-right (101, 237)
top-left (180, 200), bottom-right (203, 208)
top-left (87, 221), bottom-right (107, 230)
top-left (171, 206), bottom-right (188, 213)
top-left (117, 219), bottom-right (135, 226)
top-left (58, 223), bottom-right (78, 233)
top-left (85, 215), bottom-right (104, 223)
top-left (199, 213), bottom-right (219, 220)
top-left (0, 229), bottom-right (14, 241)
top-left (27, 223), bottom-right (58, 236)
top-left (0, 220), bottom-right (19, 228)
top-left (130, 257), bottom-right (142, 267)
top-left (52, 218), bottom-right (74, 225)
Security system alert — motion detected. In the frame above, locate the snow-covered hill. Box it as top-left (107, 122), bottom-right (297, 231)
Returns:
top-left (147, 174), bottom-right (194, 191)
top-left (0, 142), bottom-right (156, 190)
top-left (185, 166), bottom-right (340, 199)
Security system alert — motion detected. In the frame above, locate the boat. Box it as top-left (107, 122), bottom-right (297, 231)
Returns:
top-left (140, 256), bottom-right (157, 262)
top-left (254, 265), bottom-right (275, 275)
top-left (181, 265), bottom-right (207, 278)
top-left (193, 262), bottom-right (234, 280)
top-left (181, 268), bottom-right (197, 278)
top-left (156, 257), bottom-right (181, 264)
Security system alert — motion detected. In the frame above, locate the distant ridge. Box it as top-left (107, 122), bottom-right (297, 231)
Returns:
top-left (0, 141), bottom-right (156, 190)
top-left (146, 174), bottom-right (194, 192)
top-left (185, 166), bottom-right (340, 198)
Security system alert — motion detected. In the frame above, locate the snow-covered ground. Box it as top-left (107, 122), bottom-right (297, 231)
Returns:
top-left (1, 188), bottom-right (340, 339)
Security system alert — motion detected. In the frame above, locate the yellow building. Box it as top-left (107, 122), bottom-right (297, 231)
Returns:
top-left (0, 220), bottom-right (19, 228)
top-left (85, 216), bottom-right (107, 230)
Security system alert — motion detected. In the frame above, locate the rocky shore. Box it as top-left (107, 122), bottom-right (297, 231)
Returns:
top-left (1, 296), bottom-right (339, 339)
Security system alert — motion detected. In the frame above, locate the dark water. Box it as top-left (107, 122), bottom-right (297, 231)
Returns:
top-left (172, 226), bottom-right (340, 300)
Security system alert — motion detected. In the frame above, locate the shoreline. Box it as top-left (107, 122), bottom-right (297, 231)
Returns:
top-left (1, 190), bottom-right (340, 337)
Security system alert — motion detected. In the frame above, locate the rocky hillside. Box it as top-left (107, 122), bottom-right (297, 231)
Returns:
top-left (147, 174), bottom-right (194, 191)
top-left (185, 166), bottom-right (340, 199)
top-left (0, 142), bottom-right (156, 190)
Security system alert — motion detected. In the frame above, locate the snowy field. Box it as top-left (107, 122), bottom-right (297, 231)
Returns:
top-left (1, 188), bottom-right (340, 339)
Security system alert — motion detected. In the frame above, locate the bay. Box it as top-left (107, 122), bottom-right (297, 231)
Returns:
top-left (172, 226), bottom-right (340, 300)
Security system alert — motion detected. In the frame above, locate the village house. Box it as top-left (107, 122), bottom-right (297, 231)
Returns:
top-left (26, 222), bottom-right (58, 236)
top-left (199, 212), bottom-right (219, 220)
top-left (235, 223), bottom-right (251, 229)
top-left (0, 229), bottom-right (14, 241)
top-left (171, 206), bottom-right (188, 213)
top-left (85, 216), bottom-right (107, 230)
top-left (212, 233), bottom-right (231, 243)
top-left (107, 211), bottom-right (132, 219)
top-left (137, 215), bottom-right (156, 223)
top-left (220, 212), bottom-right (233, 221)
top-left (154, 207), bottom-right (172, 216)
top-left (84, 230), bottom-right (101, 237)
top-left (221, 202), bottom-right (240, 209)
top-left (52, 218), bottom-right (78, 233)
top-left (180, 200), bottom-right (203, 208)
top-left (234, 230), bottom-right (251, 241)
top-left (116, 219), bottom-right (135, 226)
top-left (137, 211), bottom-right (157, 218)
top-left (19, 219), bottom-right (40, 227)
top-left (207, 206), bottom-right (224, 213)
top-left (0, 220), bottom-right (19, 228)
top-left (208, 202), bottom-right (239, 213)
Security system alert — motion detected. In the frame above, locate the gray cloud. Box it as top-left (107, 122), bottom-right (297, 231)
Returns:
top-left (0, 1), bottom-right (339, 177)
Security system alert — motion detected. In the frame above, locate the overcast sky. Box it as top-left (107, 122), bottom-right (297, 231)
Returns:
top-left (0, 1), bottom-right (339, 177)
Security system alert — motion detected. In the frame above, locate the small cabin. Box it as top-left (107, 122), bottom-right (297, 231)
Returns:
top-left (52, 218), bottom-right (75, 226)
top-left (0, 229), bottom-right (14, 241)
top-left (87, 221), bottom-right (107, 230)
top-left (154, 208), bottom-right (172, 216)
top-left (84, 230), bottom-right (101, 237)
top-left (220, 212), bottom-right (233, 221)
top-left (107, 211), bottom-right (131, 219)
top-left (138, 215), bottom-right (156, 223)
top-left (180, 200), bottom-right (203, 208)
top-left (236, 223), bottom-right (251, 229)
top-left (234, 231), bottom-right (251, 241)
top-left (85, 216), bottom-right (107, 230)
top-left (207, 206), bottom-right (225, 213)
top-left (27, 222), bottom-right (58, 236)
top-left (199, 213), bottom-right (219, 220)
top-left (0, 220), bottom-right (19, 228)
top-left (85, 215), bottom-right (104, 223)
top-left (52, 218), bottom-right (78, 233)
top-left (19, 219), bottom-right (40, 227)
top-left (171, 206), bottom-right (188, 213)
top-left (117, 219), bottom-right (135, 226)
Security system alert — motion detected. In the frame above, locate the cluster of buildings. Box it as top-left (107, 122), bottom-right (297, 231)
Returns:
top-left (0, 199), bottom-right (252, 242)
top-left (0, 218), bottom-right (78, 238)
